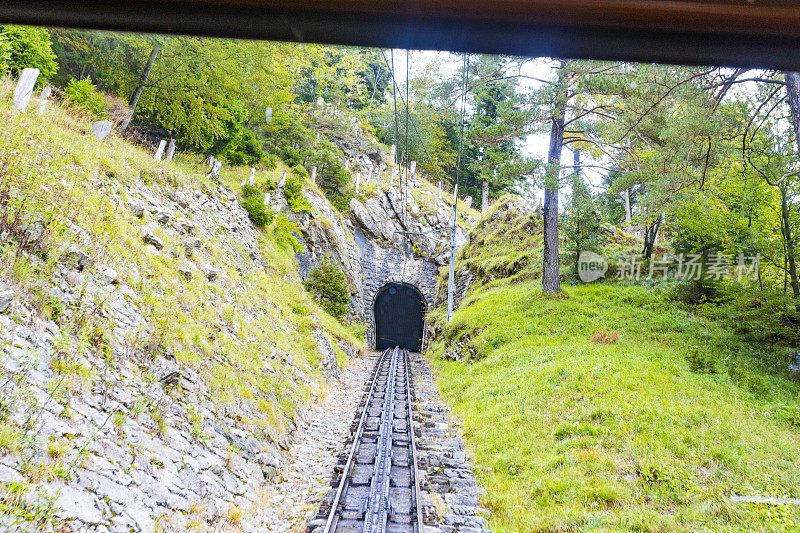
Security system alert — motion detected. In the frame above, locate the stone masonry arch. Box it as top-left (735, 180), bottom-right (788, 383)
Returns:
top-left (354, 228), bottom-right (438, 350)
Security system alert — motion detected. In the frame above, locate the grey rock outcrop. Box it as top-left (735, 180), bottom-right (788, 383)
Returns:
top-left (128, 201), bottom-right (146, 218)
top-left (0, 290), bottom-right (14, 312)
top-left (201, 263), bottom-right (219, 281)
top-left (97, 265), bottom-right (119, 285)
top-left (313, 328), bottom-right (341, 381)
top-left (1, 157), bottom-right (358, 532)
top-left (61, 244), bottom-right (92, 271)
top-left (285, 179), bottom-right (469, 348)
top-left (141, 229), bottom-right (164, 250)
top-left (154, 210), bottom-right (171, 224)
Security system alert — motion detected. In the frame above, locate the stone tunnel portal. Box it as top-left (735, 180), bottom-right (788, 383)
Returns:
top-left (374, 282), bottom-right (426, 352)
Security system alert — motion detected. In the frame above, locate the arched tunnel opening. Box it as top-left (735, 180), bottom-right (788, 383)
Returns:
top-left (374, 283), bottom-right (426, 352)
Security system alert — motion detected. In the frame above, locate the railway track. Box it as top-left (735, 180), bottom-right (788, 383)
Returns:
top-left (308, 347), bottom-right (424, 533)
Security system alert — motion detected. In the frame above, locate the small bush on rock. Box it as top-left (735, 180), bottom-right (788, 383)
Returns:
top-left (304, 257), bottom-right (350, 318)
top-left (64, 78), bottom-right (107, 118)
top-left (309, 141), bottom-right (353, 212)
top-left (284, 176), bottom-right (312, 213)
top-left (274, 214), bottom-right (303, 253)
top-left (241, 183), bottom-right (261, 199)
top-left (240, 195), bottom-right (274, 227)
top-left (291, 164), bottom-right (308, 179)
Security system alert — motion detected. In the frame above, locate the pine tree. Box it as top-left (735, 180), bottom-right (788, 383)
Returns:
top-left (463, 55), bottom-right (536, 200)
top-left (563, 147), bottom-right (603, 280)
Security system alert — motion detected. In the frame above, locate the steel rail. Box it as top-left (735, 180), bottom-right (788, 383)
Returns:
top-left (403, 349), bottom-right (424, 532)
top-left (322, 348), bottom-right (391, 533)
top-left (319, 347), bottom-right (423, 532)
top-left (363, 346), bottom-right (400, 532)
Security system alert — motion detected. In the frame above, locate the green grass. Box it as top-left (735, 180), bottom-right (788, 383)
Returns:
top-left (0, 77), bottom-right (364, 451)
top-left (428, 282), bottom-right (800, 532)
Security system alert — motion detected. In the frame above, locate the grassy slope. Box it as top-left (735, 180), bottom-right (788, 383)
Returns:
top-left (0, 80), bottom-right (361, 450)
top-left (427, 203), bottom-right (800, 532)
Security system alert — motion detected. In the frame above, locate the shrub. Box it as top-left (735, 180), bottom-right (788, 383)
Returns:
top-left (728, 363), bottom-right (768, 395)
top-left (304, 257), bottom-right (350, 318)
top-left (280, 146), bottom-right (305, 167)
top-left (241, 183), bottom-right (261, 199)
top-left (261, 153), bottom-right (278, 170)
top-left (291, 164), bottom-right (308, 179)
top-left (240, 196), bottom-right (274, 227)
top-left (284, 176), bottom-right (312, 213)
top-left (225, 129), bottom-right (264, 166)
top-left (670, 277), bottom-right (722, 306)
top-left (1, 25), bottom-right (57, 81)
top-left (705, 283), bottom-right (800, 347)
top-left (262, 178), bottom-right (277, 192)
top-left (64, 78), bottom-right (106, 117)
top-left (685, 347), bottom-right (720, 374)
top-left (274, 214), bottom-right (303, 253)
top-left (309, 142), bottom-right (353, 212)
top-left (775, 405), bottom-right (800, 428)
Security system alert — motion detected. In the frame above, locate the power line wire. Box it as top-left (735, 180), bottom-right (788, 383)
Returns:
top-left (455, 52), bottom-right (470, 196)
top-left (379, 49), bottom-right (446, 188)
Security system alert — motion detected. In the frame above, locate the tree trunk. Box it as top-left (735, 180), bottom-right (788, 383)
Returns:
top-left (783, 72), bottom-right (800, 299)
top-left (481, 180), bottom-right (489, 213)
top-left (542, 64), bottom-right (568, 294)
top-left (120, 45), bottom-right (159, 133)
top-left (622, 189), bottom-right (632, 230)
top-left (572, 147), bottom-right (581, 275)
top-left (642, 216), bottom-right (662, 259)
top-left (785, 72), bottom-right (800, 151)
top-left (780, 184), bottom-right (800, 298)
top-left (653, 213), bottom-right (662, 248)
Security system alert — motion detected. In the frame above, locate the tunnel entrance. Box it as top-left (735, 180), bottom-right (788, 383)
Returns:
top-left (374, 283), bottom-right (426, 351)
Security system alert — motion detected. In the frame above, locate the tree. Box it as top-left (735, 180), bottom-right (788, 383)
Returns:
top-left (463, 55), bottom-right (536, 200)
top-left (563, 146), bottom-right (603, 279)
top-left (541, 62), bottom-right (568, 293)
top-left (355, 48), bottom-right (390, 114)
top-left (1, 25), bottom-right (57, 82)
top-left (304, 257), bottom-right (351, 318)
top-left (120, 44), bottom-right (159, 132)
top-left (292, 46), bottom-right (373, 109)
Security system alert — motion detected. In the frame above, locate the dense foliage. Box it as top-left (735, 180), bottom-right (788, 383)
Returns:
top-left (239, 185), bottom-right (274, 227)
top-left (63, 78), bottom-right (107, 117)
top-left (303, 257), bottom-right (350, 318)
top-left (0, 25), bottom-right (57, 82)
top-left (5, 25), bottom-right (800, 344)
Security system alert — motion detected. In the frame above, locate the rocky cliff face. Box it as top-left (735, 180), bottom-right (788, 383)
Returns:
top-left (266, 103), bottom-right (477, 350)
top-left (0, 102), bottom-right (359, 531)
top-left (279, 176), bottom-right (470, 348)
